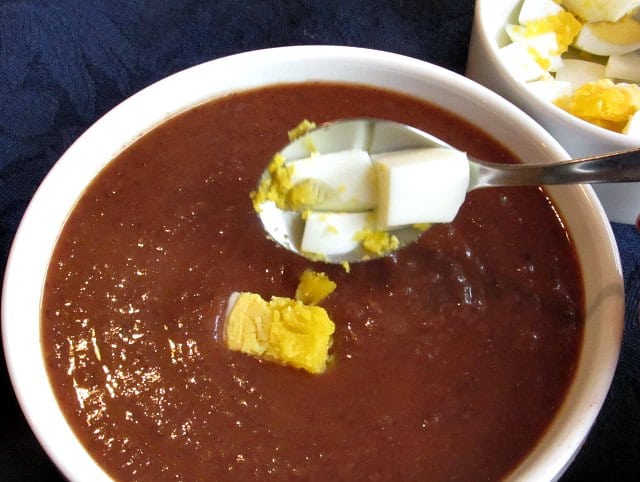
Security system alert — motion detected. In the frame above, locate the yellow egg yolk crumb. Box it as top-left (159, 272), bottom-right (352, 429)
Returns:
top-left (555, 79), bottom-right (640, 132)
top-left (250, 152), bottom-right (293, 211)
top-left (287, 119), bottom-right (316, 141)
top-left (295, 269), bottom-right (337, 305)
top-left (528, 46), bottom-right (552, 70)
top-left (286, 179), bottom-right (333, 210)
top-left (354, 228), bottom-right (400, 256)
top-left (250, 119), bottom-right (327, 213)
top-left (224, 270), bottom-right (337, 374)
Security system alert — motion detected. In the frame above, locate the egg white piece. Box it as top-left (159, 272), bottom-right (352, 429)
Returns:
top-left (518, 0), bottom-right (563, 24)
top-left (554, 59), bottom-right (606, 89)
top-left (524, 32), bottom-right (564, 72)
top-left (289, 149), bottom-right (377, 211)
top-left (301, 211), bottom-right (373, 256)
top-left (573, 19), bottom-right (640, 56)
top-left (623, 108), bottom-right (640, 135)
top-left (373, 147), bottom-right (469, 229)
top-left (505, 23), bottom-right (528, 43)
top-left (526, 79), bottom-right (573, 101)
top-left (606, 51), bottom-right (640, 82)
top-left (498, 42), bottom-right (549, 82)
top-left (504, 28), bottom-right (564, 72)
top-left (562, 0), bottom-right (640, 22)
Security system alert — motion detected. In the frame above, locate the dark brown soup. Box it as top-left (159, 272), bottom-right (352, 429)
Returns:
top-left (41, 83), bottom-right (583, 481)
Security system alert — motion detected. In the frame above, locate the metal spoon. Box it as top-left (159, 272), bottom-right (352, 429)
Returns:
top-left (256, 118), bottom-right (640, 264)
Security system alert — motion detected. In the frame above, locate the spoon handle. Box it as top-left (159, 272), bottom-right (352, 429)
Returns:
top-left (470, 146), bottom-right (640, 189)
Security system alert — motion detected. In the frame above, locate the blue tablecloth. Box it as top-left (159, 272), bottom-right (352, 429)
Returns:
top-left (0, 1), bottom-right (638, 480)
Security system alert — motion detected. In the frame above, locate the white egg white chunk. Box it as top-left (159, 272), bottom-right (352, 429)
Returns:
top-left (606, 51), bottom-right (640, 82)
top-left (505, 23), bottom-right (528, 43)
top-left (289, 149), bottom-right (377, 211)
top-left (281, 122), bottom-right (372, 160)
top-left (554, 59), bottom-right (606, 89)
top-left (562, 0), bottom-right (640, 22)
top-left (504, 28), bottom-right (564, 72)
top-left (518, 0), bottom-right (563, 24)
top-left (526, 79), bottom-right (573, 102)
top-left (301, 211), bottom-right (373, 256)
top-left (524, 32), bottom-right (564, 72)
top-left (498, 42), bottom-right (549, 82)
top-left (373, 147), bottom-right (469, 229)
top-left (573, 18), bottom-right (640, 56)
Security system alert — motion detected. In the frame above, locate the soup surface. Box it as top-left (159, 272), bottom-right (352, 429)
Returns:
top-left (41, 83), bottom-right (583, 481)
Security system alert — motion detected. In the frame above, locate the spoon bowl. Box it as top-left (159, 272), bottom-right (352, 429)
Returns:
top-left (256, 119), bottom-right (451, 264)
top-left (256, 118), bottom-right (640, 264)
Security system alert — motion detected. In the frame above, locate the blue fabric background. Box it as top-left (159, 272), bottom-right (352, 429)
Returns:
top-left (0, 1), bottom-right (638, 480)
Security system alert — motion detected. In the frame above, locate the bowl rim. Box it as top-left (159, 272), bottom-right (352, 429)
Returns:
top-left (472, 0), bottom-right (640, 147)
top-left (1, 45), bottom-right (624, 482)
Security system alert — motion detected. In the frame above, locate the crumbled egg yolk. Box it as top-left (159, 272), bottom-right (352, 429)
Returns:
top-left (288, 118), bottom-right (318, 153)
top-left (288, 119), bottom-right (316, 140)
top-left (354, 228), bottom-right (400, 256)
top-left (251, 119), bottom-right (320, 211)
top-left (555, 78), bottom-right (640, 131)
top-left (295, 269), bottom-right (337, 305)
top-left (224, 270), bottom-right (336, 374)
top-left (251, 152), bottom-right (293, 211)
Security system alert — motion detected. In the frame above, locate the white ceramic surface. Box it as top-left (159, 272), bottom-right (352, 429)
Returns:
top-left (466, 0), bottom-right (640, 224)
top-left (2, 46), bottom-right (624, 481)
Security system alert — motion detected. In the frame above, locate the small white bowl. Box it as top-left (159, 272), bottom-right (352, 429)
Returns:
top-left (467, 0), bottom-right (640, 224)
top-left (2, 46), bottom-right (624, 481)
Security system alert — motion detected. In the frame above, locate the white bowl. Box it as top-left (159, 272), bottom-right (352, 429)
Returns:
top-left (466, 0), bottom-right (640, 224)
top-left (2, 45), bottom-right (624, 481)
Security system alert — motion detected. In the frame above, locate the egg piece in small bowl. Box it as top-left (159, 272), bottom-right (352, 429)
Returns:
top-left (467, 0), bottom-right (640, 224)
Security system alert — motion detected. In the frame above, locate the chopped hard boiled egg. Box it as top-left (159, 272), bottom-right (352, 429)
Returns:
top-left (515, 8), bottom-right (582, 54)
top-left (562, 0), bottom-right (640, 22)
top-left (573, 16), bottom-right (640, 56)
top-left (300, 211), bottom-right (401, 259)
top-left (555, 79), bottom-right (640, 130)
top-left (295, 269), bottom-right (337, 305)
top-left (252, 149), bottom-right (376, 212)
top-left (253, 125), bottom-right (474, 259)
top-left (288, 149), bottom-right (377, 211)
top-left (554, 58), bottom-right (606, 89)
top-left (251, 152), bottom-right (292, 211)
top-left (373, 147), bottom-right (469, 230)
top-left (502, 0), bottom-right (640, 135)
top-left (500, 0), bottom-right (581, 81)
top-left (607, 51), bottom-right (640, 81)
top-left (499, 41), bottom-right (550, 81)
top-left (224, 270), bottom-right (336, 374)
top-left (518, 0), bottom-right (562, 24)
top-left (354, 228), bottom-right (400, 256)
top-left (301, 211), bottom-right (373, 256)
top-left (526, 79), bottom-right (573, 101)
